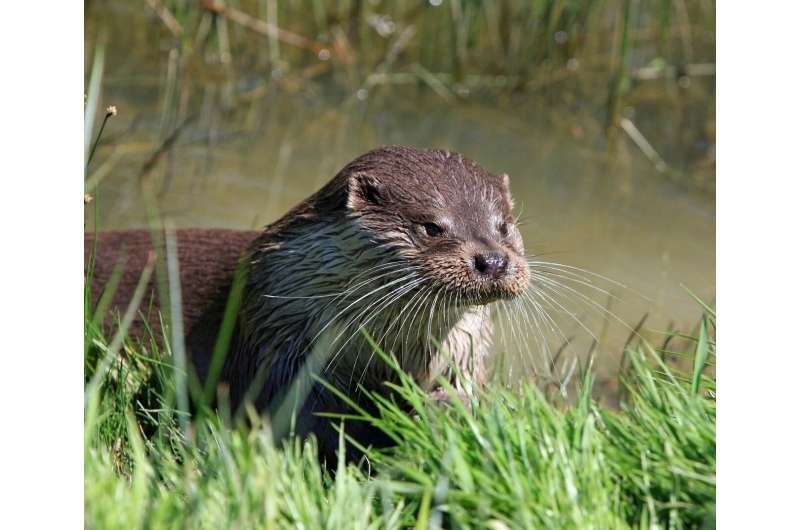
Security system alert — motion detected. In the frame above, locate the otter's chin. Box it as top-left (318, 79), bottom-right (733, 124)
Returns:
top-left (476, 293), bottom-right (506, 305)
top-left (472, 282), bottom-right (527, 305)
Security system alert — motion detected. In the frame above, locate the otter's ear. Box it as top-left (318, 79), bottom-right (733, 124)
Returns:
top-left (499, 173), bottom-right (515, 209)
top-left (347, 173), bottom-right (383, 210)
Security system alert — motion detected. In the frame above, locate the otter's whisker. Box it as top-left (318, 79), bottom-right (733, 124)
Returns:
top-left (323, 274), bottom-right (425, 379)
top-left (351, 277), bottom-right (434, 391)
top-left (493, 300), bottom-right (510, 379)
top-left (329, 263), bottom-right (420, 304)
top-left (526, 285), bottom-right (582, 344)
top-left (531, 271), bottom-right (639, 338)
top-left (403, 285), bottom-right (435, 361)
top-left (530, 267), bottom-right (623, 303)
top-left (307, 270), bottom-right (422, 365)
top-left (324, 284), bottom-right (417, 392)
top-left (342, 276), bottom-right (427, 390)
top-left (519, 296), bottom-right (547, 376)
top-left (425, 287), bottom-right (444, 357)
top-left (527, 280), bottom-right (600, 344)
top-left (506, 294), bottom-right (540, 376)
top-left (386, 284), bottom-right (429, 356)
top-left (517, 294), bottom-right (551, 376)
top-left (527, 259), bottom-right (651, 302)
top-left (520, 288), bottom-right (566, 374)
top-left (263, 261), bottom-right (417, 300)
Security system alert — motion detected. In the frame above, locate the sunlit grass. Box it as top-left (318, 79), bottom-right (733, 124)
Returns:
top-left (84, 299), bottom-right (715, 529)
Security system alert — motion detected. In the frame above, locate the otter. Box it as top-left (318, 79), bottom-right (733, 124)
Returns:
top-left (86, 145), bottom-right (529, 462)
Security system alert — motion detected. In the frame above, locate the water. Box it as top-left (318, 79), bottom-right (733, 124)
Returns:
top-left (86, 3), bottom-right (715, 399)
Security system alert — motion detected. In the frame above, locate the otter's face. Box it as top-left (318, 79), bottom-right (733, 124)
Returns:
top-left (346, 146), bottom-right (530, 305)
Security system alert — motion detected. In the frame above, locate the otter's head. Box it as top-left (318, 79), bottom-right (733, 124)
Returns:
top-left (342, 145), bottom-right (530, 305)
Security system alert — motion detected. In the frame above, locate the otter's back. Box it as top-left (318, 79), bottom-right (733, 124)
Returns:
top-left (85, 229), bottom-right (259, 346)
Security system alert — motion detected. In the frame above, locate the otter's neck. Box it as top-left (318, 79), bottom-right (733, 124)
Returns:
top-left (236, 217), bottom-right (472, 396)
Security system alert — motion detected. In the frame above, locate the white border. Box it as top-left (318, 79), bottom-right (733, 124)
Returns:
top-left (717, 2), bottom-right (800, 528)
top-left (3, 2), bottom-right (800, 528)
top-left (1, 3), bottom-right (83, 528)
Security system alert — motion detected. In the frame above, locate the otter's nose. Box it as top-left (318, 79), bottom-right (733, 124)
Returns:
top-left (473, 252), bottom-right (508, 278)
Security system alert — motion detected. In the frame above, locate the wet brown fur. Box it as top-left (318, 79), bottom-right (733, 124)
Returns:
top-left (86, 229), bottom-right (258, 343)
top-left (85, 145), bottom-right (528, 464)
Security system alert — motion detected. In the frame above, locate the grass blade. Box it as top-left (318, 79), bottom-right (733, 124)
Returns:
top-left (691, 317), bottom-right (709, 395)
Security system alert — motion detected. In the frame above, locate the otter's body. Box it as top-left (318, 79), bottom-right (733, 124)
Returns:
top-left (86, 146), bottom-right (528, 462)
top-left (86, 229), bottom-right (258, 344)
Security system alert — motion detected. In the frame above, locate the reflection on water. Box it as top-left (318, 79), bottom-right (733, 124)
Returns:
top-left (86, 2), bottom-right (715, 398)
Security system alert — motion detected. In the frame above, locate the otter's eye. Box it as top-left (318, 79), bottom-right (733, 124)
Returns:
top-left (423, 222), bottom-right (444, 237)
top-left (498, 222), bottom-right (509, 237)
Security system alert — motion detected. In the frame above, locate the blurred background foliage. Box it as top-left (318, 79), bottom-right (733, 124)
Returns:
top-left (84, 0), bottom-right (715, 393)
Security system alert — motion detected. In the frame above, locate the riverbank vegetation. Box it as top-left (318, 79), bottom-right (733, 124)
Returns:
top-left (85, 0), bottom-right (716, 191)
top-left (85, 290), bottom-right (715, 528)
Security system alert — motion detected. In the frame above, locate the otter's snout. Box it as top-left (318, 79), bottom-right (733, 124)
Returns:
top-left (473, 252), bottom-right (509, 278)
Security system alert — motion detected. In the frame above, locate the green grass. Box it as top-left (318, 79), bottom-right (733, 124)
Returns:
top-left (84, 300), bottom-right (715, 529)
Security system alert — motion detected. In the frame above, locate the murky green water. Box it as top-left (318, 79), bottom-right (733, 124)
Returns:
top-left (86, 2), bottom-right (715, 396)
